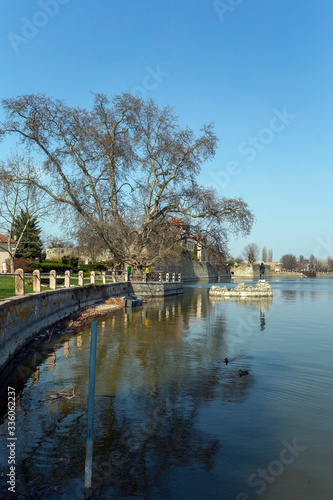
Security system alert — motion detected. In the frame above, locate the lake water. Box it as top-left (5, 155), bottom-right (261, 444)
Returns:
top-left (1, 278), bottom-right (333, 499)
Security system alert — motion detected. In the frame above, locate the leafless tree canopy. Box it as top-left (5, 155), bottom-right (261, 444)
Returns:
top-left (0, 93), bottom-right (255, 267)
top-left (242, 243), bottom-right (260, 264)
top-left (281, 253), bottom-right (297, 271)
top-left (0, 150), bottom-right (49, 272)
top-left (262, 246), bottom-right (267, 262)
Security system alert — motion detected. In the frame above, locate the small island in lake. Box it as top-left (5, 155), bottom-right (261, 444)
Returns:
top-left (209, 281), bottom-right (273, 298)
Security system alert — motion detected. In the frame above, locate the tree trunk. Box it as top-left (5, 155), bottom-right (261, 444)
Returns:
top-left (10, 255), bottom-right (15, 273)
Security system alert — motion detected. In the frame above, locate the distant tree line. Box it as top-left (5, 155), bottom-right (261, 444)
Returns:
top-left (280, 254), bottom-right (333, 272)
top-left (234, 243), bottom-right (333, 274)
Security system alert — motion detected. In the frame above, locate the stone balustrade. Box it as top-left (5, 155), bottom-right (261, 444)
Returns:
top-left (11, 269), bottom-right (182, 297)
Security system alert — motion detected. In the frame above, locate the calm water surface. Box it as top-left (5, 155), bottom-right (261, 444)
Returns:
top-left (1, 278), bottom-right (333, 499)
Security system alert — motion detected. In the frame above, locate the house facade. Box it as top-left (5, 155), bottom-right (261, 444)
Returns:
top-left (0, 234), bottom-right (16, 273)
top-left (165, 217), bottom-right (208, 262)
top-left (185, 237), bottom-right (208, 262)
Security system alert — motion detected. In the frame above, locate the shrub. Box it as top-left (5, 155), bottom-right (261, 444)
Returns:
top-left (14, 258), bottom-right (35, 273)
top-left (62, 255), bottom-right (79, 268)
top-left (226, 260), bottom-right (235, 268)
top-left (78, 263), bottom-right (106, 272)
top-left (28, 261), bottom-right (74, 272)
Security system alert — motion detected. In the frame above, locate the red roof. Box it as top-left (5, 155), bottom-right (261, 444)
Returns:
top-left (0, 234), bottom-right (15, 243)
top-left (165, 217), bottom-right (189, 227)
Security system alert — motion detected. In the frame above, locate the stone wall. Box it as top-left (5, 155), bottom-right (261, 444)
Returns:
top-left (231, 263), bottom-right (272, 278)
top-left (132, 282), bottom-right (183, 297)
top-left (45, 246), bottom-right (113, 264)
top-left (0, 283), bottom-right (130, 372)
top-left (166, 256), bottom-right (228, 281)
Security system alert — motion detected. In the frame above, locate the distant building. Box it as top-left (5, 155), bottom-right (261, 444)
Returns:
top-left (185, 236), bottom-right (208, 262)
top-left (45, 246), bottom-right (113, 264)
top-left (165, 217), bottom-right (208, 262)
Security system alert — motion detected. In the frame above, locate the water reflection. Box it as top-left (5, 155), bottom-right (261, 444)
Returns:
top-left (280, 289), bottom-right (297, 302)
top-left (209, 295), bottom-right (273, 309)
top-left (210, 294), bottom-right (273, 334)
top-left (260, 306), bottom-right (266, 331)
top-left (0, 288), bottom-right (258, 498)
top-left (2, 283), bottom-right (333, 498)
top-left (31, 367), bottom-right (40, 386)
top-left (47, 352), bottom-right (56, 371)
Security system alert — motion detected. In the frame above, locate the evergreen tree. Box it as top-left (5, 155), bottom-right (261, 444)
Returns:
top-left (192, 244), bottom-right (199, 261)
top-left (12, 210), bottom-right (43, 259)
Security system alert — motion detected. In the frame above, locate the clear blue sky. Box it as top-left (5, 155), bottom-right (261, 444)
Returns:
top-left (1, 0), bottom-right (332, 261)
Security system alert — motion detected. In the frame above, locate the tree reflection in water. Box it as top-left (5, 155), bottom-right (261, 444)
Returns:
top-left (0, 287), bottom-right (257, 499)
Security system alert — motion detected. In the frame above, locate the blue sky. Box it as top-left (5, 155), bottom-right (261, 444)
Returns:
top-left (1, 0), bottom-right (332, 261)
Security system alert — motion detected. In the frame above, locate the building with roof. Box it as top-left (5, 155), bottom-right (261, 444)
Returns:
top-left (165, 217), bottom-right (208, 262)
top-left (0, 234), bottom-right (16, 273)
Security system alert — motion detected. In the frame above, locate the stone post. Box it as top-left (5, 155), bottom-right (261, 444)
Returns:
top-left (15, 268), bottom-right (25, 296)
top-left (159, 272), bottom-right (162, 282)
top-left (165, 272), bottom-right (170, 282)
top-left (65, 270), bottom-right (71, 288)
top-left (90, 271), bottom-right (96, 285)
top-left (102, 271), bottom-right (106, 284)
top-left (178, 273), bottom-right (182, 282)
top-left (50, 270), bottom-right (57, 290)
top-left (78, 270), bottom-right (84, 287)
top-left (112, 270), bottom-right (116, 283)
top-left (172, 273), bottom-right (175, 283)
top-left (33, 270), bottom-right (41, 293)
top-left (143, 272), bottom-right (147, 282)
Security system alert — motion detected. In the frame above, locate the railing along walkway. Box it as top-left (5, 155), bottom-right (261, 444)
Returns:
top-left (4, 269), bottom-right (182, 297)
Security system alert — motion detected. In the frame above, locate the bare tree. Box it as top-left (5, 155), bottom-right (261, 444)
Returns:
top-left (308, 254), bottom-right (317, 272)
top-left (242, 243), bottom-right (260, 264)
top-left (262, 246), bottom-right (267, 262)
top-left (308, 254), bottom-right (325, 272)
top-left (267, 248), bottom-right (273, 262)
top-left (298, 255), bottom-right (306, 272)
top-left (0, 93), bottom-right (255, 269)
top-left (74, 224), bottom-right (111, 263)
top-left (281, 254), bottom-right (297, 271)
top-left (0, 151), bottom-right (48, 272)
top-left (207, 243), bottom-right (228, 269)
